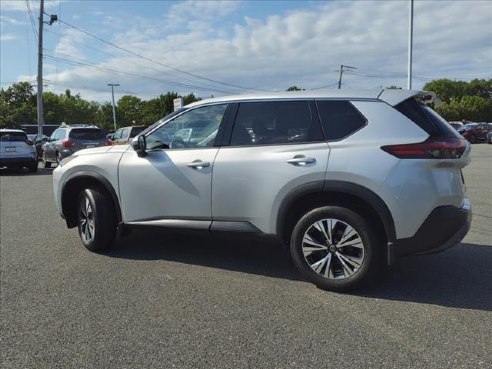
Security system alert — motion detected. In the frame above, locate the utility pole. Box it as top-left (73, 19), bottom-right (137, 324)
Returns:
top-left (108, 83), bottom-right (119, 131)
top-left (36, 0), bottom-right (57, 135)
top-left (407, 0), bottom-right (414, 90)
top-left (337, 65), bottom-right (357, 89)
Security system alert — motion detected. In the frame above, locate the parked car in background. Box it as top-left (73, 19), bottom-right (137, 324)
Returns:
top-left (52, 89), bottom-right (472, 291)
top-left (448, 121), bottom-right (463, 131)
top-left (111, 126), bottom-right (146, 145)
top-left (31, 134), bottom-right (49, 160)
top-left (43, 125), bottom-right (111, 168)
top-left (0, 129), bottom-right (38, 172)
top-left (487, 130), bottom-right (492, 144)
top-left (460, 123), bottom-right (492, 143)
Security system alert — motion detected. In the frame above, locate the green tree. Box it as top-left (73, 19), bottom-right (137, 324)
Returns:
top-left (424, 78), bottom-right (492, 121)
top-left (117, 95), bottom-right (143, 126)
top-left (286, 86), bottom-right (304, 91)
top-left (0, 82), bottom-right (36, 128)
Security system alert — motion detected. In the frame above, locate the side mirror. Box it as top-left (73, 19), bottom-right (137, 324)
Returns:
top-left (132, 135), bottom-right (147, 157)
top-left (26, 139), bottom-right (34, 146)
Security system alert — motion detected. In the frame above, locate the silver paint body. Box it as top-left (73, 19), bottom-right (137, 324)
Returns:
top-left (53, 89), bottom-right (470, 243)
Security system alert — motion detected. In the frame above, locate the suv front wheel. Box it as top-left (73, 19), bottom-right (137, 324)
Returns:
top-left (77, 186), bottom-right (117, 252)
top-left (290, 206), bottom-right (382, 291)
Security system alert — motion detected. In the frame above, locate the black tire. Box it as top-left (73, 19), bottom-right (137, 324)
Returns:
top-left (42, 152), bottom-right (51, 168)
top-left (469, 135), bottom-right (476, 143)
top-left (28, 160), bottom-right (38, 173)
top-left (77, 186), bottom-right (117, 252)
top-left (290, 206), bottom-right (383, 292)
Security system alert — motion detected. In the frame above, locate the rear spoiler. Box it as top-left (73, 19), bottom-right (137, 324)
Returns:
top-left (377, 89), bottom-right (441, 106)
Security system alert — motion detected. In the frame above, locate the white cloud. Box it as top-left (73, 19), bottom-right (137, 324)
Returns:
top-left (0, 33), bottom-right (18, 41)
top-left (0, 15), bottom-right (25, 26)
top-left (40, 0), bottom-right (492, 102)
top-left (53, 28), bottom-right (89, 61)
top-left (0, 0), bottom-right (61, 12)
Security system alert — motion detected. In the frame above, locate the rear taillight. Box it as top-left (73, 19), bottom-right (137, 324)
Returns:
top-left (381, 137), bottom-right (467, 159)
top-left (105, 139), bottom-right (113, 146)
top-left (62, 139), bottom-right (74, 148)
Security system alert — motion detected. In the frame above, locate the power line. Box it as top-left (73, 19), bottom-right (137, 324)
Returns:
top-left (25, 0), bottom-right (38, 42)
top-left (43, 53), bottom-right (235, 94)
top-left (57, 18), bottom-right (270, 93)
top-left (42, 29), bottom-right (240, 94)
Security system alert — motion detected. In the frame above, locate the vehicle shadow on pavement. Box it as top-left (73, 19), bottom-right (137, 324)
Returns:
top-left (109, 230), bottom-right (301, 281)
top-left (361, 242), bottom-right (492, 312)
top-left (110, 234), bottom-right (491, 311)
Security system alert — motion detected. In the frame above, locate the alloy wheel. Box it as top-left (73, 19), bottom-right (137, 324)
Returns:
top-left (79, 195), bottom-right (95, 244)
top-left (302, 218), bottom-right (365, 280)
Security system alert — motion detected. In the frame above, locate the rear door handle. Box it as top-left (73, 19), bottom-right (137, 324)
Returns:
top-left (186, 160), bottom-right (210, 169)
top-left (286, 155), bottom-right (316, 166)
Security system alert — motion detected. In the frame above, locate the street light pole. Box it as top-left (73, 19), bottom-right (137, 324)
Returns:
top-left (36, 0), bottom-right (45, 135)
top-left (108, 83), bottom-right (119, 131)
top-left (407, 0), bottom-right (414, 90)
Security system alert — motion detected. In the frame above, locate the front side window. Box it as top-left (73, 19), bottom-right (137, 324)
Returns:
top-left (146, 104), bottom-right (227, 150)
top-left (230, 101), bottom-right (320, 146)
top-left (316, 101), bottom-right (367, 141)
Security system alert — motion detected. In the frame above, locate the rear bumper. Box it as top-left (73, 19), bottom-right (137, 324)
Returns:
top-left (0, 157), bottom-right (37, 167)
top-left (392, 199), bottom-right (472, 257)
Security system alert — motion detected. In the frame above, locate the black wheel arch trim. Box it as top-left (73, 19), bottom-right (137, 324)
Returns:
top-left (62, 171), bottom-right (122, 227)
top-left (277, 180), bottom-right (396, 243)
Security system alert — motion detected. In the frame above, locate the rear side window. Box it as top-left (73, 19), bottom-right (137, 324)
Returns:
top-left (0, 131), bottom-right (28, 142)
top-left (395, 98), bottom-right (460, 138)
top-left (69, 129), bottom-right (105, 139)
top-left (230, 101), bottom-right (323, 146)
top-left (316, 101), bottom-right (367, 141)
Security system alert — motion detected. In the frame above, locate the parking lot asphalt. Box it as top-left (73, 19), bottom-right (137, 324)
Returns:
top-left (1, 144), bottom-right (491, 369)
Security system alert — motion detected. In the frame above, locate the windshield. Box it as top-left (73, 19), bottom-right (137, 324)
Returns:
top-left (140, 108), bottom-right (187, 136)
top-left (1, 131), bottom-right (28, 142)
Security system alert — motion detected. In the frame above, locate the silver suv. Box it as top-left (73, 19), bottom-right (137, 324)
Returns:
top-left (52, 89), bottom-right (472, 291)
top-left (0, 129), bottom-right (38, 172)
top-left (43, 125), bottom-right (110, 167)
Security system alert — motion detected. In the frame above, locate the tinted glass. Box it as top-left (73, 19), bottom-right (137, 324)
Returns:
top-left (129, 126), bottom-right (145, 138)
top-left (395, 98), bottom-right (460, 138)
top-left (230, 101), bottom-right (319, 146)
top-left (69, 129), bottom-right (105, 139)
top-left (0, 131), bottom-right (28, 142)
top-left (316, 101), bottom-right (367, 141)
top-left (146, 104), bottom-right (227, 149)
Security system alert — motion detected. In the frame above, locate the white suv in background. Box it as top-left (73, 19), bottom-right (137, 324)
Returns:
top-left (52, 89), bottom-right (472, 291)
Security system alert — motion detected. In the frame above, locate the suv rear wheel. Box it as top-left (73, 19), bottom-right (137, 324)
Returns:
top-left (290, 206), bottom-right (382, 291)
top-left (77, 186), bottom-right (117, 252)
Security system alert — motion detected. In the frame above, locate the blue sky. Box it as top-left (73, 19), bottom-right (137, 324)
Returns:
top-left (1, 0), bottom-right (491, 103)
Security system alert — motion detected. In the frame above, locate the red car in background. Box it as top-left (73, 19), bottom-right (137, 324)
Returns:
top-left (459, 123), bottom-right (492, 143)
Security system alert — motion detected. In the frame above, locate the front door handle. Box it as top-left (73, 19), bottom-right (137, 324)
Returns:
top-left (286, 155), bottom-right (316, 166)
top-left (186, 160), bottom-right (210, 169)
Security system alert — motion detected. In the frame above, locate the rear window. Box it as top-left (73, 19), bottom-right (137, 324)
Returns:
top-left (0, 131), bottom-right (28, 142)
top-left (69, 129), bottom-right (105, 139)
top-left (395, 98), bottom-right (461, 138)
